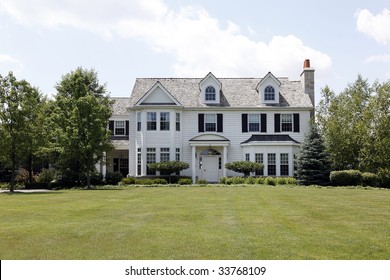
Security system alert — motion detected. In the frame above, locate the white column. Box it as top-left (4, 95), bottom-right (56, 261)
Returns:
top-left (223, 146), bottom-right (227, 177)
top-left (191, 146), bottom-right (196, 184)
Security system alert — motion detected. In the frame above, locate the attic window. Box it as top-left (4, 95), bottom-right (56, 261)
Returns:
top-left (264, 86), bottom-right (275, 101)
top-left (205, 86), bottom-right (216, 101)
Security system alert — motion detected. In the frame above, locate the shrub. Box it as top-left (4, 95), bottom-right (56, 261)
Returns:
top-left (277, 177), bottom-right (287, 185)
top-left (286, 177), bottom-right (298, 185)
top-left (105, 172), bottom-right (123, 185)
top-left (245, 177), bottom-right (256, 185)
top-left (135, 178), bottom-right (154, 185)
top-left (121, 177), bottom-right (136, 185)
top-left (219, 177), bottom-right (228, 184)
top-left (35, 169), bottom-right (56, 183)
top-left (227, 176), bottom-right (246, 185)
top-left (178, 178), bottom-right (192, 185)
top-left (361, 172), bottom-right (379, 187)
top-left (196, 179), bottom-right (208, 185)
top-left (90, 172), bottom-right (104, 185)
top-left (0, 182), bottom-right (10, 190)
top-left (255, 177), bottom-right (265, 185)
top-left (377, 168), bottom-right (390, 188)
top-left (225, 161), bottom-right (264, 177)
top-left (265, 177), bottom-right (277, 186)
top-left (153, 178), bottom-right (168, 185)
top-left (16, 168), bottom-right (32, 183)
top-left (330, 170), bottom-right (362, 186)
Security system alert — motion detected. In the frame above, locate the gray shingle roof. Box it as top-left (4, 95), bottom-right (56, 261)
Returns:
top-left (111, 97), bottom-right (131, 115)
top-left (128, 77), bottom-right (313, 109)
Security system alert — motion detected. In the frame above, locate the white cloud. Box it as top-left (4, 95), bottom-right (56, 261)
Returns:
top-left (364, 54), bottom-right (390, 63)
top-left (356, 8), bottom-right (390, 45)
top-left (0, 0), bottom-right (332, 78)
top-left (0, 53), bottom-right (24, 73)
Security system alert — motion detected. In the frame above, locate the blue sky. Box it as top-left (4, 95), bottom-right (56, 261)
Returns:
top-left (0, 0), bottom-right (389, 104)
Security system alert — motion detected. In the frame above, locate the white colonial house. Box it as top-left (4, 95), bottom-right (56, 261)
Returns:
top-left (100, 59), bottom-right (315, 183)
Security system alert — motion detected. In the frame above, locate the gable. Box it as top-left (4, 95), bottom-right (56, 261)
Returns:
top-left (257, 72), bottom-right (281, 104)
top-left (135, 82), bottom-right (181, 106)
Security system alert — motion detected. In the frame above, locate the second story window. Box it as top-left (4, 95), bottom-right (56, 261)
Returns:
top-left (137, 112), bottom-right (141, 131)
top-left (160, 112), bottom-right (170, 131)
top-left (264, 86), bottom-right (275, 101)
top-left (115, 120), bottom-right (125, 135)
top-left (176, 113), bottom-right (180, 131)
top-left (205, 114), bottom-right (217, 131)
top-left (147, 112), bottom-right (157, 130)
top-left (205, 86), bottom-right (216, 101)
top-left (281, 114), bottom-right (293, 131)
top-left (248, 114), bottom-right (260, 132)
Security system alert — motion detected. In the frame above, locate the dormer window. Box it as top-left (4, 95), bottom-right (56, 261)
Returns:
top-left (264, 86), bottom-right (275, 101)
top-left (205, 86), bottom-right (216, 101)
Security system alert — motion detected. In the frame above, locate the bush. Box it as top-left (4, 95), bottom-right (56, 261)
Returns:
top-left (153, 178), bottom-right (168, 185)
top-left (330, 170), bottom-right (362, 186)
top-left (285, 177), bottom-right (298, 185)
top-left (219, 177), bottom-right (228, 184)
top-left (228, 177), bottom-right (246, 185)
top-left (122, 177), bottom-right (136, 185)
top-left (377, 168), bottom-right (390, 188)
top-left (90, 172), bottom-right (104, 185)
top-left (105, 172), bottom-right (123, 185)
top-left (265, 177), bottom-right (277, 186)
top-left (196, 179), bottom-right (208, 185)
top-left (245, 177), bottom-right (256, 184)
top-left (277, 177), bottom-right (287, 185)
top-left (361, 172), bottom-right (379, 187)
top-left (255, 177), bottom-right (265, 185)
top-left (135, 178), bottom-right (154, 185)
top-left (0, 182), bottom-right (10, 190)
top-left (178, 178), bottom-right (192, 185)
top-left (16, 168), bottom-right (32, 183)
top-left (35, 169), bottom-right (56, 183)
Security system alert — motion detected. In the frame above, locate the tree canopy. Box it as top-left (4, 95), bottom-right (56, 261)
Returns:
top-left (50, 67), bottom-right (114, 188)
top-left (316, 75), bottom-right (390, 173)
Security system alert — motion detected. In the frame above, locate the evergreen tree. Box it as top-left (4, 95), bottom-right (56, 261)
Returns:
top-left (296, 123), bottom-right (331, 185)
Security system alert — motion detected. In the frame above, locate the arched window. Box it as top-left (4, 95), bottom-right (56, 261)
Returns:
top-left (205, 86), bottom-right (216, 101)
top-left (264, 86), bottom-right (275, 101)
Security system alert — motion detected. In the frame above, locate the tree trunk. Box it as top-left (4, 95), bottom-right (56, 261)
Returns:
top-left (86, 170), bottom-right (91, 189)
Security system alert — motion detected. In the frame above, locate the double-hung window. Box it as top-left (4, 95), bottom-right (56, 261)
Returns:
top-left (160, 112), bottom-right (170, 131)
top-left (146, 148), bottom-right (156, 175)
top-left (137, 113), bottom-right (141, 131)
top-left (176, 113), bottom-right (180, 131)
top-left (115, 121), bottom-right (125, 135)
top-left (248, 114), bottom-right (260, 132)
top-left (160, 148), bottom-right (170, 162)
top-left (281, 114), bottom-right (293, 132)
top-left (205, 114), bottom-right (217, 131)
top-left (280, 153), bottom-right (289, 176)
top-left (268, 153), bottom-right (276, 176)
top-left (147, 112), bottom-right (157, 131)
top-left (255, 153), bottom-right (264, 176)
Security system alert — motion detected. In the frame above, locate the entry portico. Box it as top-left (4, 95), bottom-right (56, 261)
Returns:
top-left (189, 134), bottom-right (230, 183)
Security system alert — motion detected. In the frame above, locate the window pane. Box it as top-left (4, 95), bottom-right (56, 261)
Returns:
top-left (264, 86), bottom-right (275, 101)
top-left (281, 114), bottom-right (293, 132)
top-left (205, 114), bottom-right (216, 131)
top-left (205, 86), bottom-right (216, 101)
top-left (115, 120), bottom-right (125, 135)
top-left (160, 112), bottom-right (170, 131)
top-left (147, 112), bottom-right (157, 130)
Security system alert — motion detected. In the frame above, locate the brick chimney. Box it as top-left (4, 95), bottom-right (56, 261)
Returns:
top-left (300, 59), bottom-right (315, 107)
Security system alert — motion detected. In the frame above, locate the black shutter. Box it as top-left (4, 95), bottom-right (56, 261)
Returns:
top-left (125, 121), bottom-right (129, 135)
top-left (198, 114), bottom-right (204, 132)
top-left (217, 114), bottom-right (223, 132)
top-left (242, 114), bottom-right (248, 132)
top-left (293, 113), bottom-right (300, 133)
top-left (109, 120), bottom-right (114, 134)
top-left (261, 114), bottom-right (267, 132)
top-left (274, 114), bottom-right (280, 133)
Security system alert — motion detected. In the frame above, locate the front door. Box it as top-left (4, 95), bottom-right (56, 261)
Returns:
top-left (202, 156), bottom-right (219, 182)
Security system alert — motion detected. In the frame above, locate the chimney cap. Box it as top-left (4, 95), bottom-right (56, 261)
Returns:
top-left (303, 59), bottom-right (311, 68)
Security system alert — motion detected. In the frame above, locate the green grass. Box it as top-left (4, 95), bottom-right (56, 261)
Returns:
top-left (0, 186), bottom-right (389, 259)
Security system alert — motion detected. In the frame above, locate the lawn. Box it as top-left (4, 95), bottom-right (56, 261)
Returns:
top-left (0, 186), bottom-right (389, 260)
